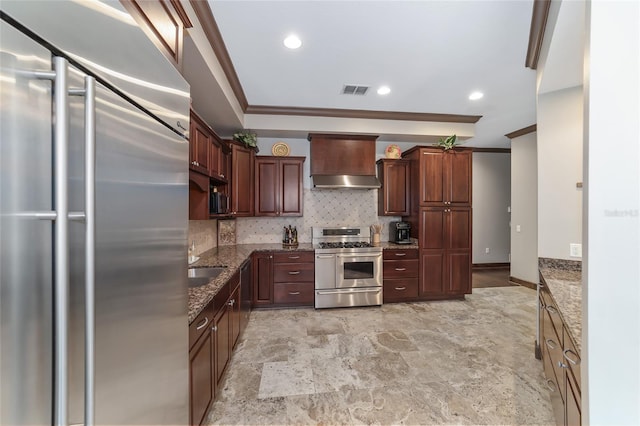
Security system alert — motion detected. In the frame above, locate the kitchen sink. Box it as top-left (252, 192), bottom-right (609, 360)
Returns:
top-left (187, 267), bottom-right (226, 288)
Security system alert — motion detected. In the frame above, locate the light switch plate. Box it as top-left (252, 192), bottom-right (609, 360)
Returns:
top-left (570, 243), bottom-right (582, 257)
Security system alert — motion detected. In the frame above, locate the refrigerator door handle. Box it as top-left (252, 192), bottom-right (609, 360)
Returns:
top-left (83, 75), bottom-right (97, 426)
top-left (71, 76), bottom-right (97, 426)
top-left (52, 56), bottom-right (70, 426)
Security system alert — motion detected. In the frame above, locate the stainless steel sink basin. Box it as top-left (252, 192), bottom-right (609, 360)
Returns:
top-left (187, 267), bottom-right (225, 288)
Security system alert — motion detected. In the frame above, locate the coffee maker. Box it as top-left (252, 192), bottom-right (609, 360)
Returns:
top-left (389, 221), bottom-right (412, 244)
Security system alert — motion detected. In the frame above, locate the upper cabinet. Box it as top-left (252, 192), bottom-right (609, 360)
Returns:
top-left (229, 141), bottom-right (255, 217)
top-left (414, 148), bottom-right (471, 206)
top-left (255, 156), bottom-right (305, 217)
top-left (189, 111), bottom-right (211, 176)
top-left (121, 0), bottom-right (192, 72)
top-left (377, 159), bottom-right (410, 216)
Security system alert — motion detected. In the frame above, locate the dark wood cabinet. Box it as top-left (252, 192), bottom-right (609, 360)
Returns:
top-left (382, 249), bottom-right (419, 302)
top-left (540, 283), bottom-right (582, 426)
top-left (121, 0), bottom-right (191, 71)
top-left (209, 134), bottom-right (229, 183)
top-left (377, 159), bottom-right (410, 216)
top-left (188, 304), bottom-right (214, 426)
top-left (188, 269), bottom-right (251, 425)
top-left (229, 141), bottom-right (255, 217)
top-left (252, 252), bottom-right (273, 306)
top-left (413, 147), bottom-right (471, 206)
top-left (255, 156), bottom-right (305, 217)
top-left (239, 259), bottom-right (252, 336)
top-left (189, 170), bottom-right (209, 221)
top-left (402, 146), bottom-right (472, 300)
top-left (418, 207), bottom-right (471, 296)
top-left (189, 111), bottom-right (211, 176)
top-left (252, 251), bottom-right (315, 308)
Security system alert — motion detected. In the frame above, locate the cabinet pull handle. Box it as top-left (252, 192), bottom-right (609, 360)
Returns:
top-left (563, 349), bottom-right (580, 366)
top-left (545, 339), bottom-right (557, 350)
top-left (394, 267), bottom-right (407, 271)
top-left (288, 255), bottom-right (300, 259)
top-left (196, 316), bottom-right (209, 330)
top-left (212, 325), bottom-right (217, 332)
top-left (545, 305), bottom-right (558, 315)
top-left (288, 271), bottom-right (301, 275)
top-left (394, 253), bottom-right (406, 257)
top-left (394, 287), bottom-right (406, 291)
top-left (289, 291), bottom-right (300, 295)
top-left (546, 379), bottom-right (557, 393)
top-left (228, 299), bottom-right (235, 306)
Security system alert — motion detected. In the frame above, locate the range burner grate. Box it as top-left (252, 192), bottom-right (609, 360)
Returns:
top-left (318, 241), bottom-right (373, 249)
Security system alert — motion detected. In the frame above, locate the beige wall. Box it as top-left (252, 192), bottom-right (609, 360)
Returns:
top-left (187, 220), bottom-right (217, 255)
top-left (537, 85), bottom-right (583, 260)
top-left (510, 132), bottom-right (538, 283)
top-left (472, 152), bottom-right (511, 264)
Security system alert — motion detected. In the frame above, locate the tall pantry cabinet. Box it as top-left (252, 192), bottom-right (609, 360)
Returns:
top-left (402, 147), bottom-right (472, 299)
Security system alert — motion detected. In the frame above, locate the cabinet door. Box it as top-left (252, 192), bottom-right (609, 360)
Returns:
top-left (252, 252), bottom-right (273, 306)
top-left (419, 150), bottom-right (444, 205)
top-left (214, 307), bottom-right (230, 385)
top-left (420, 208), bottom-right (446, 249)
top-left (420, 251), bottom-right (445, 296)
top-left (447, 208), bottom-right (471, 250)
top-left (230, 285), bottom-right (241, 349)
top-left (190, 114), bottom-right (210, 175)
top-left (230, 144), bottom-right (254, 216)
top-left (445, 150), bottom-right (471, 205)
top-left (255, 158), bottom-right (278, 216)
top-left (378, 160), bottom-right (410, 216)
top-left (447, 250), bottom-right (471, 294)
top-left (189, 331), bottom-right (212, 426)
top-left (239, 259), bottom-right (252, 336)
top-left (566, 370), bottom-right (581, 426)
top-left (209, 137), bottom-right (221, 178)
top-left (279, 159), bottom-right (304, 216)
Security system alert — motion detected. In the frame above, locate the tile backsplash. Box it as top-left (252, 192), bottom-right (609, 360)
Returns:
top-left (188, 220), bottom-right (217, 255)
top-left (236, 189), bottom-right (400, 244)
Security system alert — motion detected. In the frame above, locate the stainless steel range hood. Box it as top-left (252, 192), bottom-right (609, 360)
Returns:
top-left (308, 133), bottom-right (381, 190)
top-left (311, 174), bottom-right (381, 189)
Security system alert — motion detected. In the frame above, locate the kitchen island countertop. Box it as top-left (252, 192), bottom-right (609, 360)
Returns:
top-left (539, 260), bottom-right (582, 352)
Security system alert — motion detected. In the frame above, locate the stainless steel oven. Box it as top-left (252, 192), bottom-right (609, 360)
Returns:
top-left (312, 226), bottom-right (382, 309)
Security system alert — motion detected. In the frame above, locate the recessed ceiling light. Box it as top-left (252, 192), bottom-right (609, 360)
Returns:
top-left (377, 86), bottom-right (391, 95)
top-left (283, 34), bottom-right (302, 49)
top-left (469, 91), bottom-right (484, 100)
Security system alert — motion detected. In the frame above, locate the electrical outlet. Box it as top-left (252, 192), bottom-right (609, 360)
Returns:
top-left (516, 225), bottom-right (521, 233)
top-left (570, 243), bottom-right (582, 257)
top-left (507, 206), bottom-right (511, 213)
top-left (485, 247), bottom-right (490, 254)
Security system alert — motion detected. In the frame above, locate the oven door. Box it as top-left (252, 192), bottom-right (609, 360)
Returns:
top-left (336, 252), bottom-right (382, 288)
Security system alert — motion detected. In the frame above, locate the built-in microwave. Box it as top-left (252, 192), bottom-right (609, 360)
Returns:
top-left (210, 191), bottom-right (229, 214)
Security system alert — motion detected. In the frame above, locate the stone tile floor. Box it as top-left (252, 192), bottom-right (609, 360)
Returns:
top-left (207, 286), bottom-right (554, 425)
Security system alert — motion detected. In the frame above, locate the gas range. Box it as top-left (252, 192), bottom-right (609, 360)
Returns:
top-left (312, 226), bottom-right (382, 309)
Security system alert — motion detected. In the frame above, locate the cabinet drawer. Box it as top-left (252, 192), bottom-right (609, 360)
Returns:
top-left (383, 260), bottom-right (419, 278)
top-left (273, 262), bottom-right (314, 283)
top-left (543, 345), bottom-right (566, 424)
top-left (273, 282), bottom-right (314, 305)
top-left (541, 287), bottom-right (563, 338)
top-left (563, 327), bottom-right (581, 390)
top-left (273, 251), bottom-right (314, 263)
top-left (189, 303), bottom-right (213, 350)
top-left (543, 309), bottom-right (565, 402)
top-left (383, 278), bottom-right (419, 302)
top-left (383, 249), bottom-right (418, 260)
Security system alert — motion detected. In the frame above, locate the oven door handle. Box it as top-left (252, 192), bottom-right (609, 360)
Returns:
top-left (316, 288), bottom-right (382, 295)
top-left (336, 254), bottom-right (382, 259)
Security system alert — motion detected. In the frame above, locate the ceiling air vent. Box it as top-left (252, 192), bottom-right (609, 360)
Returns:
top-left (342, 84), bottom-right (369, 95)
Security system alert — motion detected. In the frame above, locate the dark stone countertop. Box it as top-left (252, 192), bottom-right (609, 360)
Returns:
top-left (187, 240), bottom-right (418, 323)
top-left (539, 258), bottom-right (582, 352)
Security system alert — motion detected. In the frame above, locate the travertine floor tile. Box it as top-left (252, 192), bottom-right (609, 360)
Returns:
top-left (206, 286), bottom-right (555, 426)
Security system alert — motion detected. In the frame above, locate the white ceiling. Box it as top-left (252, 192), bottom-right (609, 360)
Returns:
top-left (185, 0), bottom-right (538, 147)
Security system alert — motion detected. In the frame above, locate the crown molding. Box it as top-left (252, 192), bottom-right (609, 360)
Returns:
top-left (505, 124), bottom-right (537, 139)
top-left (526, 0), bottom-right (551, 69)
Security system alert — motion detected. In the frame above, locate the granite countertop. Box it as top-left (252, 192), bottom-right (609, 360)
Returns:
top-left (539, 259), bottom-right (582, 352)
top-left (187, 243), bottom-right (314, 323)
top-left (187, 240), bottom-right (417, 323)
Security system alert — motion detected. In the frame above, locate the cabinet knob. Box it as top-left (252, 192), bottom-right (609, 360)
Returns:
top-left (212, 325), bottom-right (217, 332)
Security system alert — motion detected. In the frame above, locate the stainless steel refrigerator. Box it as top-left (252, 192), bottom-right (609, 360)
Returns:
top-left (1, 2), bottom-right (190, 425)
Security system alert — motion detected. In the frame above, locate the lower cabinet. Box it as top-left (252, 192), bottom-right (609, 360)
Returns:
top-left (540, 283), bottom-right (582, 426)
top-left (252, 250), bottom-right (314, 308)
top-left (383, 249), bottom-right (419, 302)
top-left (188, 270), bottom-right (245, 426)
